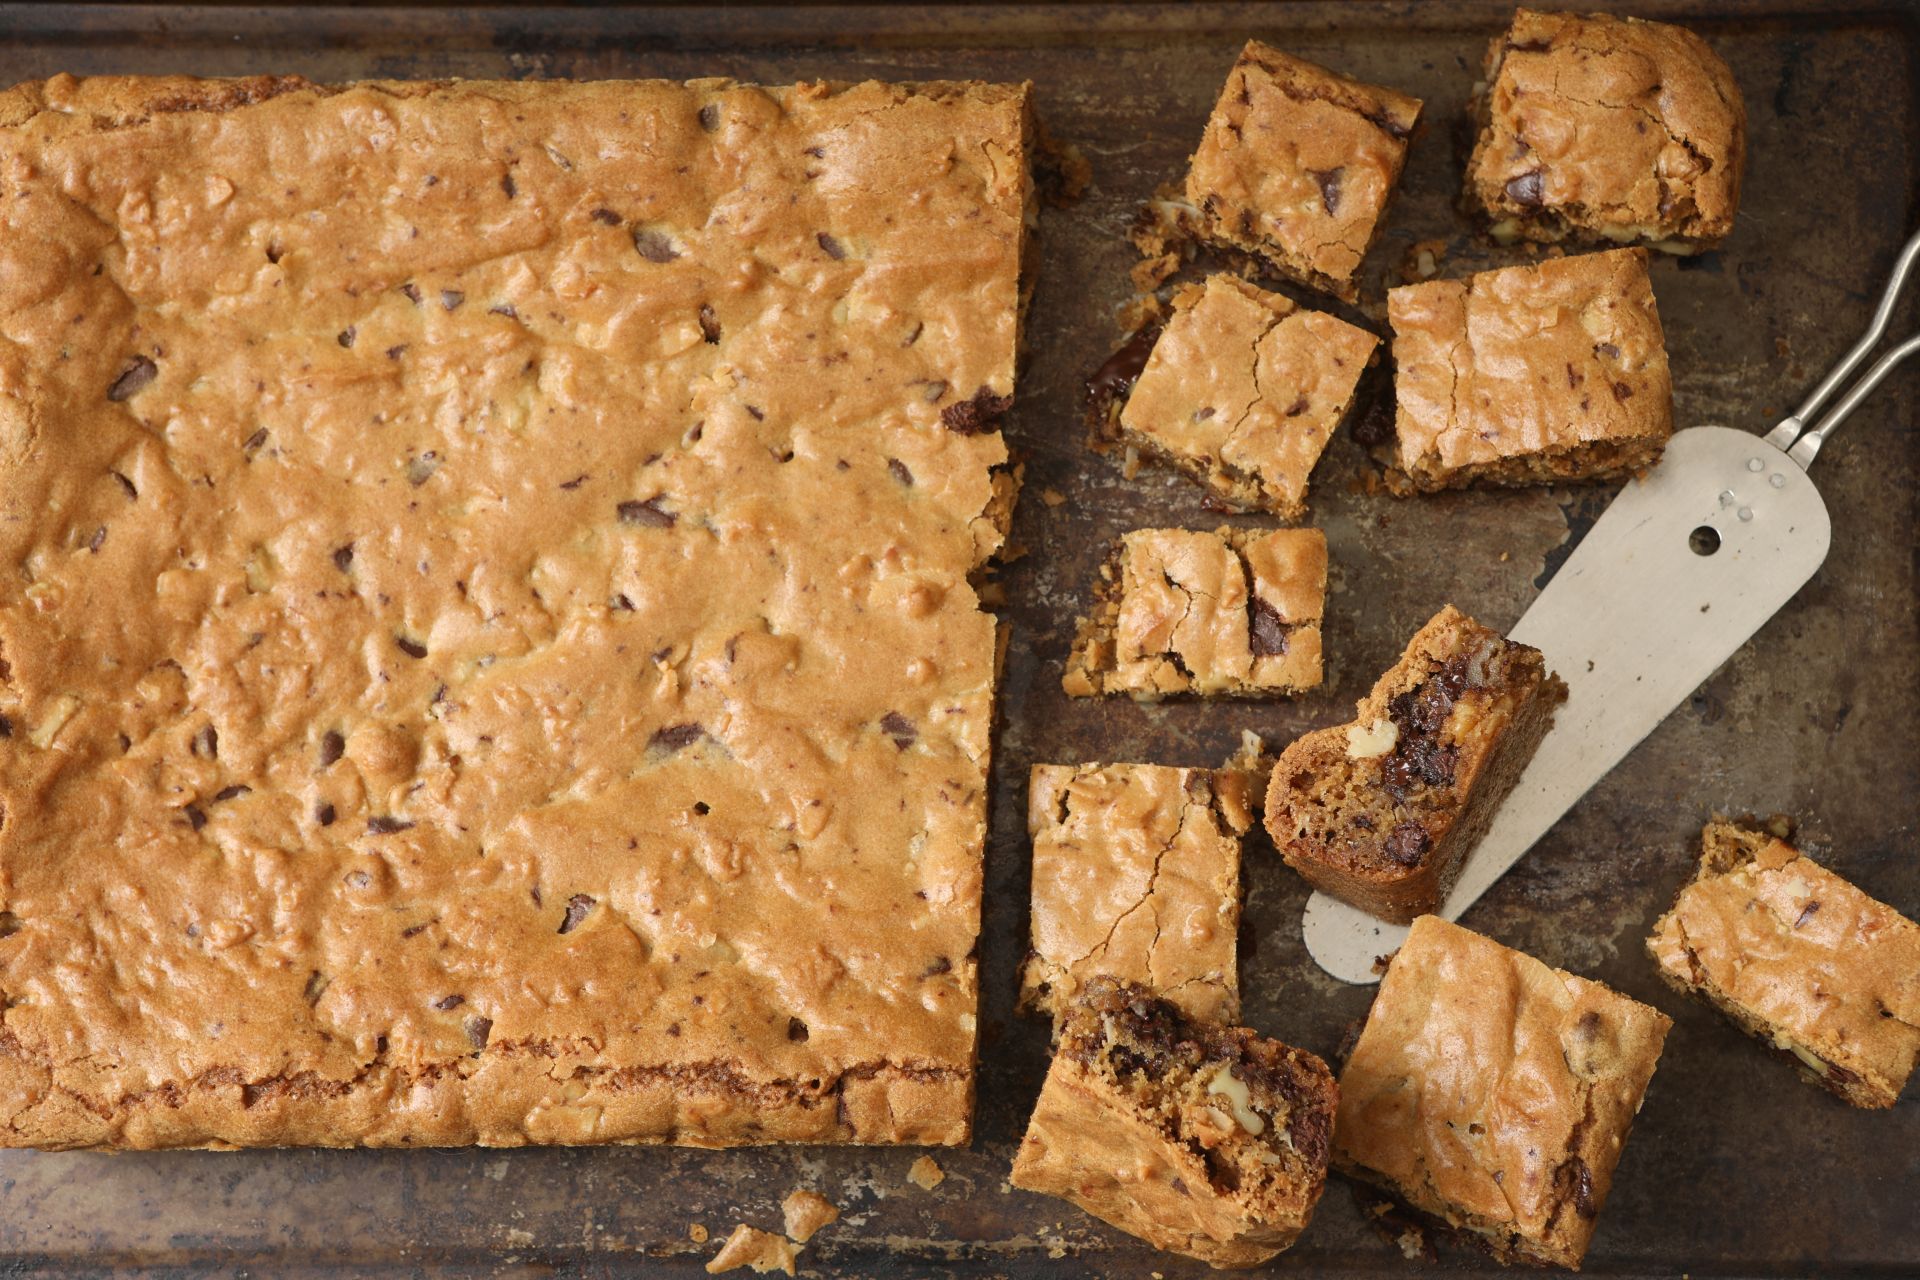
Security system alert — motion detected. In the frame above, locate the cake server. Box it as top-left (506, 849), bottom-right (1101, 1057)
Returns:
top-left (1303, 226), bottom-right (1920, 984)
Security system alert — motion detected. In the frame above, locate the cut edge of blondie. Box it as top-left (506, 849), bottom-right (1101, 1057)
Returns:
top-left (1385, 431), bottom-right (1668, 496)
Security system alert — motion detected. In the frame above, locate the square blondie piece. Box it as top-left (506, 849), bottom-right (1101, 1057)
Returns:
top-left (1021, 762), bottom-right (1254, 1024)
top-left (1064, 527), bottom-right (1325, 699)
top-left (1011, 977), bottom-right (1338, 1269)
top-left (1384, 248), bottom-right (1672, 492)
top-left (1648, 819), bottom-right (1920, 1109)
top-left (1186, 41), bottom-right (1422, 301)
top-left (1111, 275), bottom-right (1379, 519)
top-left (1466, 9), bottom-right (1746, 252)
top-left (1336, 917), bottom-right (1671, 1270)
top-left (1265, 606), bottom-right (1561, 923)
top-left (0, 74), bottom-right (1029, 1150)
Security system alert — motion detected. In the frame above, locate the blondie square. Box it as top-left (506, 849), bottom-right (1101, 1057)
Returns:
top-left (1021, 762), bottom-right (1253, 1024)
top-left (1186, 41), bottom-right (1422, 301)
top-left (0, 73), bottom-right (1029, 1149)
top-left (1265, 606), bottom-right (1562, 924)
top-left (1011, 977), bottom-right (1338, 1268)
top-left (1111, 275), bottom-right (1379, 519)
top-left (1384, 248), bottom-right (1672, 492)
top-left (1336, 917), bottom-right (1671, 1270)
top-left (1466, 9), bottom-right (1746, 252)
top-left (1064, 527), bottom-right (1325, 699)
top-left (1648, 819), bottom-right (1920, 1109)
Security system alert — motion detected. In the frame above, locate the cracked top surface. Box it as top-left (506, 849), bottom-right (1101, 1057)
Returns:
top-left (0, 73), bottom-right (1029, 1149)
top-left (1021, 763), bottom-right (1250, 1023)
top-left (1388, 248), bottom-right (1672, 477)
top-left (1467, 8), bottom-right (1745, 246)
top-left (1335, 917), bottom-right (1670, 1269)
top-left (1648, 822), bottom-right (1920, 1099)
top-left (1185, 41), bottom-right (1421, 299)
top-left (1119, 274), bottom-right (1378, 519)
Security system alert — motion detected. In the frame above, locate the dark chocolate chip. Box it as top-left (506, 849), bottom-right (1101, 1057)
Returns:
top-left (1505, 169), bottom-right (1545, 208)
top-left (440, 289), bottom-right (464, 311)
top-left (193, 725), bottom-right (219, 759)
top-left (490, 303), bottom-right (519, 319)
top-left (332, 544), bottom-right (354, 572)
top-left (87, 526), bottom-right (107, 553)
top-left (315, 801), bottom-right (337, 827)
top-left (433, 994), bottom-right (465, 1010)
top-left (0, 716), bottom-right (11, 738)
top-left (558, 893), bottom-right (596, 935)
top-left (465, 1016), bottom-right (492, 1051)
top-left (697, 103), bottom-right (720, 132)
top-left (1248, 597), bottom-right (1290, 657)
top-left (590, 207), bottom-right (621, 226)
top-left (649, 723), bottom-right (705, 753)
top-left (1352, 397), bottom-right (1395, 448)
top-left (395, 635), bottom-right (428, 659)
top-left (698, 303), bottom-right (721, 344)
top-left (1594, 342), bottom-right (1621, 360)
top-left (212, 785), bottom-right (250, 804)
top-left (560, 474), bottom-right (589, 490)
top-left (185, 805), bottom-right (208, 831)
top-left (1383, 821), bottom-right (1432, 866)
top-left (1309, 166), bottom-right (1344, 215)
top-left (398, 283), bottom-right (422, 305)
top-left (1284, 396), bottom-right (1310, 417)
top-left (941, 385), bottom-right (1013, 435)
top-left (816, 231), bottom-right (846, 260)
top-left (888, 458), bottom-right (914, 486)
top-left (632, 229), bottom-right (679, 263)
top-left (880, 712), bottom-right (917, 749)
top-left (385, 344), bottom-right (407, 361)
top-left (787, 1017), bottom-right (810, 1042)
top-left (924, 956), bottom-right (952, 976)
top-left (1612, 381), bottom-right (1634, 401)
top-left (1558, 1157), bottom-right (1598, 1219)
top-left (243, 428), bottom-right (269, 453)
top-left (319, 730), bottom-right (345, 767)
top-left (107, 356), bottom-right (158, 402)
top-left (338, 327), bottom-right (356, 349)
top-left (500, 173), bottom-right (517, 199)
top-left (366, 815), bottom-right (414, 834)
top-left (1795, 900), bottom-right (1820, 928)
top-left (617, 497), bottom-right (676, 528)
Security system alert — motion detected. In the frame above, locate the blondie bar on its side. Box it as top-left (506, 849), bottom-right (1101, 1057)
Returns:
top-left (1011, 978), bottom-right (1338, 1268)
top-left (1107, 275), bottom-right (1379, 520)
top-left (1466, 9), bottom-right (1746, 251)
top-left (1264, 606), bottom-right (1562, 923)
top-left (1383, 248), bottom-right (1672, 492)
top-left (1065, 527), bottom-right (1325, 699)
top-left (1022, 762), bottom-right (1252, 1024)
top-left (1648, 819), bottom-right (1920, 1109)
top-left (1336, 917), bottom-right (1671, 1270)
top-left (1185, 41), bottom-right (1422, 301)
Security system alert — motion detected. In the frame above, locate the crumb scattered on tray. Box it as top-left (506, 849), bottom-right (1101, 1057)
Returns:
top-left (688, 1223), bottom-right (709, 1244)
top-left (706, 1224), bottom-right (797, 1276)
top-left (1041, 487), bottom-right (1066, 507)
top-left (908, 1155), bottom-right (946, 1190)
top-left (782, 1189), bottom-right (841, 1244)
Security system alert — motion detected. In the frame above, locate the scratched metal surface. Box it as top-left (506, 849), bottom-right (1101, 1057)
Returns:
top-left (0, 3), bottom-right (1916, 1276)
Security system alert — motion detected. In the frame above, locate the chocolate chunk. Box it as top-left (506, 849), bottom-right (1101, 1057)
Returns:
top-left (366, 815), bottom-right (414, 834)
top-left (385, 344), bottom-right (407, 361)
top-left (440, 289), bottom-right (464, 311)
top-left (1594, 342), bottom-right (1621, 360)
top-left (1795, 900), bottom-right (1820, 928)
top-left (559, 474), bottom-right (589, 490)
top-left (880, 712), bottom-right (917, 749)
top-left (338, 327), bottom-right (356, 349)
top-left (1383, 821), bottom-right (1431, 867)
top-left (558, 893), bottom-right (596, 935)
top-left (315, 801), bottom-right (336, 827)
top-left (489, 303), bottom-right (519, 319)
top-left (1611, 381), bottom-right (1634, 402)
top-left (212, 785), bottom-right (250, 804)
top-left (501, 173), bottom-right (517, 199)
top-left (185, 805), bottom-right (208, 832)
top-left (1556, 1156), bottom-right (1597, 1219)
top-left (1505, 170), bottom-right (1545, 208)
top-left (465, 1016), bottom-right (493, 1051)
top-left (0, 716), bottom-right (11, 738)
top-left (649, 723), bottom-right (705, 753)
top-left (816, 231), bottom-right (846, 260)
top-left (193, 725), bottom-right (219, 759)
top-left (332, 544), bottom-right (354, 572)
top-left (590, 207), bottom-right (621, 226)
top-left (787, 1017), bottom-right (809, 1042)
top-left (243, 428), bottom-right (269, 454)
top-left (888, 458), bottom-right (913, 486)
top-left (632, 229), bottom-right (679, 263)
top-left (433, 994), bottom-right (465, 1010)
top-left (107, 356), bottom-right (158, 402)
top-left (1284, 396), bottom-right (1310, 417)
top-left (1248, 597), bottom-right (1290, 657)
top-left (319, 730), bottom-right (345, 767)
top-left (398, 282), bottom-right (422, 305)
top-left (1352, 396), bottom-right (1396, 449)
top-left (698, 303), bottom-right (721, 344)
top-left (698, 103), bottom-right (720, 132)
top-left (1308, 167), bottom-right (1344, 215)
top-left (940, 385), bottom-right (1013, 435)
top-left (923, 956), bottom-right (953, 977)
top-left (395, 635), bottom-right (428, 659)
top-left (617, 497), bottom-right (676, 528)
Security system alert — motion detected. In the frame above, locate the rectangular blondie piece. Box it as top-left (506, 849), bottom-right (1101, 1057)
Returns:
top-left (1064, 527), bottom-right (1325, 699)
top-left (1186, 41), bottom-right (1422, 301)
top-left (1106, 275), bottom-right (1379, 520)
top-left (1648, 819), bottom-right (1920, 1109)
top-left (1383, 248), bottom-right (1673, 492)
top-left (1466, 9), bottom-right (1746, 252)
top-left (1011, 977), bottom-right (1338, 1268)
top-left (1336, 917), bottom-right (1671, 1270)
top-left (1021, 762), bottom-right (1253, 1024)
top-left (1265, 606), bottom-right (1562, 923)
top-left (0, 73), bottom-right (1030, 1150)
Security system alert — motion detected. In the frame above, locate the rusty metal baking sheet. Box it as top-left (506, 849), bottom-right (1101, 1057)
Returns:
top-left (1, 2), bottom-right (1916, 1275)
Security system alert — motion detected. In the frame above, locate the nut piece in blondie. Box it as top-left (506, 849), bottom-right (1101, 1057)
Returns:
top-left (1466, 9), bottom-right (1746, 251)
top-left (1336, 917), bottom-right (1671, 1270)
top-left (1385, 248), bottom-right (1672, 492)
top-left (1022, 763), bottom-right (1253, 1023)
top-left (1648, 818), bottom-right (1920, 1109)
top-left (1264, 606), bottom-right (1562, 923)
top-left (1010, 977), bottom-right (1338, 1268)
top-left (1111, 275), bottom-right (1379, 519)
top-left (1064, 528), bottom-right (1326, 700)
top-left (1186, 41), bottom-right (1422, 301)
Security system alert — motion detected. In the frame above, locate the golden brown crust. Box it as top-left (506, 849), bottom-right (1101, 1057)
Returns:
top-left (1466, 9), bottom-right (1746, 250)
top-left (1385, 248), bottom-right (1672, 491)
top-left (1335, 917), bottom-right (1671, 1270)
top-left (1021, 763), bottom-right (1248, 1023)
top-left (1186, 42), bottom-right (1422, 301)
top-left (1117, 275), bottom-right (1379, 519)
top-left (1063, 528), bottom-right (1326, 700)
top-left (1647, 820), bottom-right (1920, 1109)
top-left (0, 73), bottom-right (1031, 1149)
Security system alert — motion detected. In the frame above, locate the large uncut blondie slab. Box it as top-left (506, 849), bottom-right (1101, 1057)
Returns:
top-left (0, 74), bottom-right (1031, 1149)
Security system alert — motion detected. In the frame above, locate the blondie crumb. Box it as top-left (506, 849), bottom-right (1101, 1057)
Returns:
top-left (908, 1155), bottom-right (946, 1191)
top-left (706, 1225), bottom-right (798, 1276)
top-left (781, 1189), bottom-right (841, 1244)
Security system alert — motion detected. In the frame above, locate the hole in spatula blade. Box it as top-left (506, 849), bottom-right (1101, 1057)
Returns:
top-left (1690, 525), bottom-right (1722, 556)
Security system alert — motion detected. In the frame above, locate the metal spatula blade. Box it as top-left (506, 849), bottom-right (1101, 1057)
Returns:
top-left (1302, 228), bottom-right (1920, 985)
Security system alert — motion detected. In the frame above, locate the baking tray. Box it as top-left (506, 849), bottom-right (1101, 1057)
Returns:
top-left (1, 3), bottom-right (1915, 1276)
